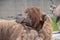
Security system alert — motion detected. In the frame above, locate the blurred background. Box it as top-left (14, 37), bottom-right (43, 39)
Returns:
top-left (0, 0), bottom-right (60, 19)
top-left (0, 0), bottom-right (60, 31)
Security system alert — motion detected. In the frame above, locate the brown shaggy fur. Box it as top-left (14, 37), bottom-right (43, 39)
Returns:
top-left (25, 7), bottom-right (53, 40)
top-left (0, 20), bottom-right (23, 40)
top-left (0, 7), bottom-right (52, 40)
top-left (25, 7), bottom-right (41, 28)
top-left (0, 20), bottom-right (39, 40)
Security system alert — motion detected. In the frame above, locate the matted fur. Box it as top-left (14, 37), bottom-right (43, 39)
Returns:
top-left (25, 7), bottom-right (53, 40)
top-left (25, 7), bottom-right (41, 28)
top-left (0, 20), bottom-right (23, 40)
top-left (0, 19), bottom-right (40, 40)
top-left (0, 7), bottom-right (52, 40)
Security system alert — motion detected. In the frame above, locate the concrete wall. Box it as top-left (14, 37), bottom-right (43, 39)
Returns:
top-left (0, 0), bottom-right (60, 20)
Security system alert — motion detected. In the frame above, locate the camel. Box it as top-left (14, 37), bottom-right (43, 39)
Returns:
top-left (0, 7), bottom-right (52, 40)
